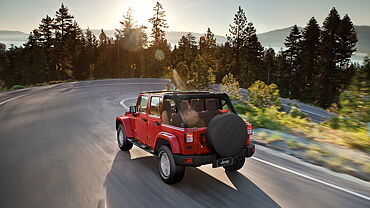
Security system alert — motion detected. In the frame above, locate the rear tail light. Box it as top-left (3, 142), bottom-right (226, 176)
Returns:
top-left (185, 132), bottom-right (193, 143)
top-left (219, 109), bottom-right (229, 113)
top-left (247, 125), bottom-right (253, 135)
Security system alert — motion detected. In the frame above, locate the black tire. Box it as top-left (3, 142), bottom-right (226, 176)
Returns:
top-left (207, 113), bottom-right (247, 157)
top-left (223, 157), bottom-right (245, 171)
top-left (157, 146), bottom-right (185, 184)
top-left (117, 124), bottom-right (133, 151)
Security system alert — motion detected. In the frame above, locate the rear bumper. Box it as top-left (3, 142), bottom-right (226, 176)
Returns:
top-left (173, 143), bottom-right (255, 166)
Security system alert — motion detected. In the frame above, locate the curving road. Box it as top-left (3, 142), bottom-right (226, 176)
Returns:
top-left (0, 79), bottom-right (369, 208)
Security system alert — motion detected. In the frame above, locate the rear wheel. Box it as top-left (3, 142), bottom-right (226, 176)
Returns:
top-left (223, 157), bottom-right (245, 171)
top-left (157, 146), bottom-right (185, 184)
top-left (117, 124), bottom-right (133, 151)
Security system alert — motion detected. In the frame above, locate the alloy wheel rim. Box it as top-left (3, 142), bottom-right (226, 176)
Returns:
top-left (118, 129), bottom-right (124, 146)
top-left (160, 152), bottom-right (170, 178)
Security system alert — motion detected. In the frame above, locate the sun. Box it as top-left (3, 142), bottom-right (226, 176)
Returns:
top-left (120, 0), bottom-right (153, 27)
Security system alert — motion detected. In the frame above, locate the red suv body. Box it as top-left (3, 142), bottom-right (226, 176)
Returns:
top-left (115, 91), bottom-right (255, 184)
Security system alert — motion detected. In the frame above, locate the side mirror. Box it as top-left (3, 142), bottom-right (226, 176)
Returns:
top-left (129, 106), bottom-right (137, 114)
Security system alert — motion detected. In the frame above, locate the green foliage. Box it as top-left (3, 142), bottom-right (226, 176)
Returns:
top-left (10, 85), bottom-right (25, 90)
top-left (188, 55), bottom-right (216, 90)
top-left (289, 106), bottom-right (308, 118)
top-left (247, 80), bottom-right (281, 109)
top-left (233, 103), bottom-right (256, 115)
top-left (324, 59), bottom-right (370, 130)
top-left (220, 72), bottom-right (241, 100)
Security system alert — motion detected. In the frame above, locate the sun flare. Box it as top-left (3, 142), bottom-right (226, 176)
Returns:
top-left (120, 0), bottom-right (153, 26)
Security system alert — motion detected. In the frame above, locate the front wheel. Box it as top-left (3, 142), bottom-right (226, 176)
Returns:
top-left (117, 124), bottom-right (133, 151)
top-left (224, 157), bottom-right (245, 171)
top-left (157, 146), bottom-right (185, 184)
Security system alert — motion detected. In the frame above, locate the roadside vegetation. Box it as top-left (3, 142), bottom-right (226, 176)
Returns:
top-left (220, 76), bottom-right (370, 180)
top-left (0, 80), bottom-right (70, 93)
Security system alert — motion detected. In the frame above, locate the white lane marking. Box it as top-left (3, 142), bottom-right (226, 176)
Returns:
top-left (252, 157), bottom-right (370, 201)
top-left (0, 95), bottom-right (27, 106)
top-left (81, 82), bottom-right (166, 88)
top-left (120, 97), bottom-right (137, 109)
top-left (281, 103), bottom-right (332, 118)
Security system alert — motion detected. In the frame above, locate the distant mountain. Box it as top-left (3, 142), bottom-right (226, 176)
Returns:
top-left (0, 30), bottom-right (28, 41)
top-left (165, 31), bottom-right (227, 46)
top-left (257, 26), bottom-right (303, 50)
top-left (257, 25), bottom-right (370, 55)
top-left (354, 25), bottom-right (370, 55)
top-left (2, 25), bottom-right (369, 56)
top-left (86, 29), bottom-right (228, 46)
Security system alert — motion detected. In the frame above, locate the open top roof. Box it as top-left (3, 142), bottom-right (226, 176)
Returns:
top-left (140, 90), bottom-right (211, 95)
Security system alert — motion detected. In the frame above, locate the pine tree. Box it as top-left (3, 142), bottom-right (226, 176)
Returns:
top-left (145, 2), bottom-right (170, 78)
top-left (337, 14), bottom-right (358, 70)
top-left (228, 6), bottom-right (248, 76)
top-left (176, 33), bottom-right (198, 66)
top-left (54, 4), bottom-right (74, 42)
top-left (148, 1), bottom-right (168, 47)
top-left (319, 7), bottom-right (357, 107)
top-left (116, 8), bottom-right (148, 52)
top-left (283, 25), bottom-right (302, 98)
top-left (98, 29), bottom-right (110, 46)
top-left (216, 42), bottom-right (234, 83)
top-left (262, 48), bottom-right (276, 84)
top-left (244, 22), bottom-right (263, 86)
top-left (25, 29), bottom-right (42, 48)
top-left (0, 43), bottom-right (8, 88)
top-left (199, 28), bottom-right (216, 56)
top-left (38, 15), bottom-right (54, 48)
top-left (188, 55), bottom-right (216, 90)
top-left (299, 17), bottom-right (321, 102)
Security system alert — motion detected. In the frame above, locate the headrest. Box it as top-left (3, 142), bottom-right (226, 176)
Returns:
top-left (180, 101), bottom-right (189, 112)
top-left (191, 99), bottom-right (203, 112)
top-left (206, 99), bottom-right (218, 111)
top-left (163, 100), bottom-right (172, 111)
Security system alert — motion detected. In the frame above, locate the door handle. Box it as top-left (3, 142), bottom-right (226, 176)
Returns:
top-left (154, 121), bottom-right (161, 126)
top-left (142, 118), bottom-right (147, 122)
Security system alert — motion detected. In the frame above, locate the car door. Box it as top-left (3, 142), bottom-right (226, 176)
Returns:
top-left (147, 96), bottom-right (163, 148)
top-left (134, 95), bottom-right (149, 143)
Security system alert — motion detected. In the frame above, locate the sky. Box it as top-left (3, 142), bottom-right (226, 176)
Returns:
top-left (1, 0), bottom-right (370, 35)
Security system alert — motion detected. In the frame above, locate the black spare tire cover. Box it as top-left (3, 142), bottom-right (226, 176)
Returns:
top-left (206, 113), bottom-right (246, 157)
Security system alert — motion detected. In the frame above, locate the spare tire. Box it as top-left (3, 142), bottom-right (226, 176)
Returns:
top-left (206, 113), bottom-right (246, 157)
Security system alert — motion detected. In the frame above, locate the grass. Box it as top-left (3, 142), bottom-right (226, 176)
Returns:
top-left (255, 131), bottom-right (283, 144)
top-left (286, 139), bottom-right (305, 150)
top-left (239, 104), bottom-right (370, 153)
top-left (254, 128), bottom-right (370, 181)
top-left (10, 85), bottom-right (25, 90)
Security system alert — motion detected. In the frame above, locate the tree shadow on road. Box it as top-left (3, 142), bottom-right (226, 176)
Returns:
top-left (103, 151), bottom-right (280, 208)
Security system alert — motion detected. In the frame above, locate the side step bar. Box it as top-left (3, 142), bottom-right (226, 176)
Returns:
top-left (127, 138), bottom-right (155, 154)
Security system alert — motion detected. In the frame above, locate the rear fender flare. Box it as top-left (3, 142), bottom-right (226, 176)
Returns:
top-left (154, 132), bottom-right (181, 154)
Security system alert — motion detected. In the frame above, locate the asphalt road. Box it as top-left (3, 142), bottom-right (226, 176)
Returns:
top-left (0, 79), bottom-right (369, 208)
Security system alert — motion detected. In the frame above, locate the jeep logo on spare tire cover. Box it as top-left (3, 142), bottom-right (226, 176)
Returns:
top-left (206, 113), bottom-right (247, 157)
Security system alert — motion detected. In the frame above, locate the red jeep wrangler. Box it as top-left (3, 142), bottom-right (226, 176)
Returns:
top-left (115, 91), bottom-right (255, 184)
